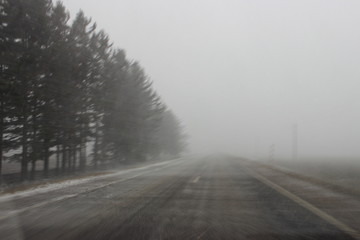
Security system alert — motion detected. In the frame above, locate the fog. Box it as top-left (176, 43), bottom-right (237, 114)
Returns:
top-left (62, 0), bottom-right (360, 160)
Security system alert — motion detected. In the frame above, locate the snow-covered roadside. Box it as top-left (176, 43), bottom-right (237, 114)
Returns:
top-left (0, 159), bottom-right (179, 203)
top-left (254, 160), bottom-right (360, 197)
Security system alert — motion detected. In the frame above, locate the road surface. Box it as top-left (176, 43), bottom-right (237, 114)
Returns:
top-left (0, 156), bottom-right (358, 240)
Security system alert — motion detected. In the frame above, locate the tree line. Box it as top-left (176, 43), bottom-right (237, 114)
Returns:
top-left (0, 0), bottom-right (186, 181)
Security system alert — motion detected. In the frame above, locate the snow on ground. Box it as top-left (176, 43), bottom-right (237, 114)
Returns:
top-left (0, 159), bottom-right (177, 203)
top-left (271, 158), bottom-right (360, 192)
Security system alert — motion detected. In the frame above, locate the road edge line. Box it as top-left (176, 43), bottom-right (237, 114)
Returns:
top-left (252, 172), bottom-right (360, 240)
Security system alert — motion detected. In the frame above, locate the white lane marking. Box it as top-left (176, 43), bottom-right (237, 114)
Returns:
top-left (253, 172), bottom-right (360, 240)
top-left (192, 176), bottom-right (201, 183)
top-left (0, 160), bottom-right (185, 222)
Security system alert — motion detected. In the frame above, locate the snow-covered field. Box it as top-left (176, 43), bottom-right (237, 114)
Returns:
top-left (272, 158), bottom-right (360, 192)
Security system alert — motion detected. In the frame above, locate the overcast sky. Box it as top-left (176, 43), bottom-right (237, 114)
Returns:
top-left (62, 0), bottom-right (360, 160)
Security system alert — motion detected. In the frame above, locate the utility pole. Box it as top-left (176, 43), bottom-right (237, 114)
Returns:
top-left (269, 144), bottom-right (275, 162)
top-left (292, 124), bottom-right (298, 161)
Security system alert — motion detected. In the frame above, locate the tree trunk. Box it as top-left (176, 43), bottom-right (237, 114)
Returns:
top-left (21, 114), bottom-right (28, 181)
top-left (93, 121), bottom-right (99, 169)
top-left (69, 145), bottom-right (75, 171)
top-left (0, 95), bottom-right (3, 182)
top-left (43, 142), bottom-right (49, 177)
top-left (80, 142), bottom-right (86, 170)
top-left (79, 121), bottom-right (86, 170)
top-left (21, 78), bottom-right (29, 181)
top-left (61, 144), bottom-right (67, 172)
top-left (30, 159), bottom-right (36, 180)
top-left (67, 146), bottom-right (71, 171)
top-left (56, 144), bottom-right (60, 173)
top-left (72, 146), bottom-right (75, 171)
top-left (31, 104), bottom-right (38, 179)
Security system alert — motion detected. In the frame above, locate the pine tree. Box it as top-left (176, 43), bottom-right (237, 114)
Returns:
top-left (1, 0), bottom-right (52, 180)
top-left (0, 0), bottom-right (8, 179)
top-left (41, 1), bottom-right (70, 176)
top-left (157, 110), bottom-right (186, 157)
top-left (102, 49), bottom-right (129, 163)
top-left (88, 30), bottom-right (112, 168)
top-left (0, 0), bottom-right (185, 182)
top-left (68, 11), bottom-right (96, 170)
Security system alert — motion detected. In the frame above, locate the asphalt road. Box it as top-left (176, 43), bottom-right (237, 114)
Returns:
top-left (0, 156), bottom-right (356, 240)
